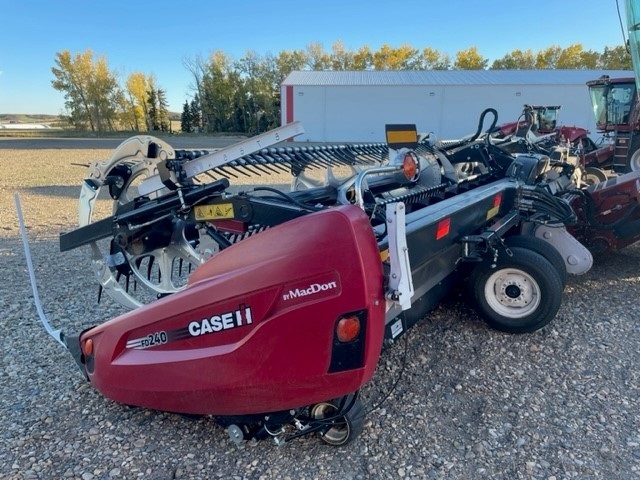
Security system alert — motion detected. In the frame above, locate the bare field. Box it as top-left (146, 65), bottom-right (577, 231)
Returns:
top-left (0, 145), bottom-right (290, 239)
top-left (0, 148), bottom-right (110, 238)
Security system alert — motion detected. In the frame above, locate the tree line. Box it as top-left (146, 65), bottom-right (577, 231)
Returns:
top-left (50, 43), bottom-right (631, 134)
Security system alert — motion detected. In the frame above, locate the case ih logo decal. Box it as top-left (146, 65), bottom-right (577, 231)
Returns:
top-left (126, 304), bottom-right (253, 349)
top-left (282, 281), bottom-right (338, 301)
top-left (188, 305), bottom-right (253, 337)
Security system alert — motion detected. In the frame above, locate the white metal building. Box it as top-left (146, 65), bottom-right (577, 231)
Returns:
top-left (281, 70), bottom-right (632, 142)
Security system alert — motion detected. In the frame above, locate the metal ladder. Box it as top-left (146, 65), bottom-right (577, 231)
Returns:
top-left (613, 130), bottom-right (631, 172)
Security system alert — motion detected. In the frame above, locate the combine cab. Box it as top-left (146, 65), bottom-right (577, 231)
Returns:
top-left (586, 75), bottom-right (640, 172)
top-left (496, 105), bottom-right (562, 138)
top-left (492, 104), bottom-right (608, 184)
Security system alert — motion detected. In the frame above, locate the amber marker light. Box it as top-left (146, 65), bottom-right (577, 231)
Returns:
top-left (336, 316), bottom-right (361, 343)
top-left (402, 152), bottom-right (419, 181)
top-left (83, 338), bottom-right (94, 356)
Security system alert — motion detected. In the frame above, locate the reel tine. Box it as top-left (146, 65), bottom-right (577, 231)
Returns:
top-left (146, 257), bottom-right (154, 281)
top-left (254, 153), bottom-right (289, 174)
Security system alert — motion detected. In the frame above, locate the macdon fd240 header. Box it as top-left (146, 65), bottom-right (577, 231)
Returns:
top-left (17, 110), bottom-right (640, 446)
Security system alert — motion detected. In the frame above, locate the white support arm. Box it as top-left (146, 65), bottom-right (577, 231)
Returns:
top-left (385, 202), bottom-right (414, 311)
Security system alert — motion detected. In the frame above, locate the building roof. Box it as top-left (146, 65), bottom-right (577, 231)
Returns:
top-left (282, 69), bottom-right (633, 87)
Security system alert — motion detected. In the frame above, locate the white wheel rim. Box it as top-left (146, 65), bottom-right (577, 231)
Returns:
top-left (484, 268), bottom-right (541, 318)
top-left (629, 149), bottom-right (640, 172)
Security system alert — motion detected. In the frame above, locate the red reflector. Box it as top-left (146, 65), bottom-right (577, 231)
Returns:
top-left (436, 218), bottom-right (451, 240)
top-left (336, 316), bottom-right (361, 343)
top-left (493, 192), bottom-right (502, 208)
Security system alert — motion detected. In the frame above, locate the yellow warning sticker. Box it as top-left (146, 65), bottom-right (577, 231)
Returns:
top-left (194, 203), bottom-right (235, 221)
top-left (386, 130), bottom-right (418, 145)
top-left (486, 205), bottom-right (500, 220)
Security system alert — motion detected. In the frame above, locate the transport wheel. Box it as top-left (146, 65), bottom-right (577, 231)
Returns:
top-left (310, 394), bottom-right (365, 446)
top-left (627, 137), bottom-right (640, 172)
top-left (472, 247), bottom-right (563, 333)
top-left (583, 167), bottom-right (608, 185)
top-left (503, 235), bottom-right (567, 288)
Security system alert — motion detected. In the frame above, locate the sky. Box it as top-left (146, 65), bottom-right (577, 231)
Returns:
top-left (0, 0), bottom-right (630, 115)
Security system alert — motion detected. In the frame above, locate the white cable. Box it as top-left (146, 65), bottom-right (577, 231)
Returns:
top-left (14, 193), bottom-right (66, 347)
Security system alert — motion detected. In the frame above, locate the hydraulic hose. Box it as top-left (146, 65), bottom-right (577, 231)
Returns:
top-left (518, 188), bottom-right (577, 226)
top-left (429, 108), bottom-right (499, 151)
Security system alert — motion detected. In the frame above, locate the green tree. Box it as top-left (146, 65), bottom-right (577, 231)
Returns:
top-left (115, 89), bottom-right (136, 130)
top-left (372, 44), bottom-right (421, 70)
top-left (200, 50), bottom-right (241, 132)
top-left (276, 49), bottom-right (309, 79)
top-left (177, 41), bottom-right (632, 135)
top-left (51, 50), bottom-right (95, 130)
top-left (124, 72), bottom-right (152, 131)
top-left (579, 49), bottom-right (600, 69)
top-left (236, 51), bottom-right (281, 133)
top-left (89, 57), bottom-right (121, 131)
top-left (183, 55), bottom-right (208, 129)
top-left (491, 49), bottom-right (536, 69)
top-left (535, 46), bottom-right (563, 68)
top-left (556, 44), bottom-right (596, 69)
top-left (190, 94), bottom-right (202, 132)
top-left (352, 46), bottom-right (373, 70)
top-left (453, 46), bottom-right (488, 69)
top-left (330, 40), bottom-right (355, 70)
top-left (51, 49), bottom-right (120, 131)
top-left (156, 88), bottom-right (170, 132)
top-left (419, 47), bottom-right (451, 70)
top-left (599, 45), bottom-right (632, 69)
top-left (181, 100), bottom-right (192, 133)
top-left (147, 88), bottom-right (158, 131)
top-left (306, 43), bottom-right (332, 70)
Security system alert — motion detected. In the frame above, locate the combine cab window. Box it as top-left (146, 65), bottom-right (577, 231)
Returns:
top-left (590, 83), bottom-right (636, 128)
top-left (537, 108), bottom-right (558, 131)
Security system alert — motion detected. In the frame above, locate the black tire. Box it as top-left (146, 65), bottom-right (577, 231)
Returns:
top-left (503, 235), bottom-right (567, 288)
top-left (310, 394), bottom-right (365, 446)
top-left (472, 247), bottom-right (563, 333)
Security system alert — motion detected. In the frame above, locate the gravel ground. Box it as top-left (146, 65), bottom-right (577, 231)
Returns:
top-left (1, 140), bottom-right (639, 479)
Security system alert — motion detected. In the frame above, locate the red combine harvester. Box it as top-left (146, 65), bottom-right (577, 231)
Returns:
top-left (16, 110), bottom-right (640, 445)
top-left (586, 75), bottom-right (640, 173)
top-left (492, 104), bottom-right (613, 185)
top-left (495, 104), bottom-right (568, 139)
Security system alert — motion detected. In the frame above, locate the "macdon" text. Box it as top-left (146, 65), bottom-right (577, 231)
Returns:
top-left (282, 281), bottom-right (337, 301)
top-left (189, 306), bottom-right (253, 336)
